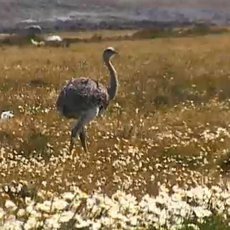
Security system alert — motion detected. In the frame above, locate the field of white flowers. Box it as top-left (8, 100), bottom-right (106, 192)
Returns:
top-left (1, 32), bottom-right (230, 229)
top-left (1, 183), bottom-right (230, 229)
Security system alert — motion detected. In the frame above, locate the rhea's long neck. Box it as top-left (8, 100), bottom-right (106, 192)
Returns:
top-left (105, 59), bottom-right (118, 101)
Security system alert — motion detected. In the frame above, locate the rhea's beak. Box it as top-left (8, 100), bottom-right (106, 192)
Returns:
top-left (115, 50), bottom-right (119, 57)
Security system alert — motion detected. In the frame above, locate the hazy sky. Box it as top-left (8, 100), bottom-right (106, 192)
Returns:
top-left (117, 0), bottom-right (230, 9)
top-left (0, 0), bottom-right (229, 29)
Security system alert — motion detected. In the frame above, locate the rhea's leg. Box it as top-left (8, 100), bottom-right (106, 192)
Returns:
top-left (70, 127), bottom-right (87, 153)
top-left (79, 127), bottom-right (88, 153)
top-left (69, 135), bottom-right (74, 154)
top-left (69, 106), bottom-right (99, 153)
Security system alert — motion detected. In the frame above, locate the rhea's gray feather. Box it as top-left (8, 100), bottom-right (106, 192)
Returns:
top-left (56, 78), bottom-right (109, 118)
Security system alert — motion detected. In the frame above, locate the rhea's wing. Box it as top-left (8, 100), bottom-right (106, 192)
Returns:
top-left (56, 78), bottom-right (109, 117)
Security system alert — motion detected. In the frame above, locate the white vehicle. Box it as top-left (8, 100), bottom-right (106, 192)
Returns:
top-left (45, 35), bottom-right (63, 42)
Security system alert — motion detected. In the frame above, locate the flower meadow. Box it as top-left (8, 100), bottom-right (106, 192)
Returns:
top-left (1, 183), bottom-right (230, 229)
top-left (1, 31), bottom-right (230, 229)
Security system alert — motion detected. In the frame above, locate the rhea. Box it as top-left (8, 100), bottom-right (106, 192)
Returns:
top-left (56, 47), bottom-right (118, 153)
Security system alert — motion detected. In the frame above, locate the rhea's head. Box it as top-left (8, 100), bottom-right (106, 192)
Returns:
top-left (103, 47), bottom-right (118, 62)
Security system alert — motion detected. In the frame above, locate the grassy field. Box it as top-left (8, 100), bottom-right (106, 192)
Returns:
top-left (1, 31), bottom-right (230, 228)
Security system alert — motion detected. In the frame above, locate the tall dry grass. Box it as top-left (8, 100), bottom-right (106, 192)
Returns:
top-left (1, 32), bottom-right (230, 202)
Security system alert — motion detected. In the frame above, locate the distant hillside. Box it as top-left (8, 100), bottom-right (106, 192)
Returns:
top-left (0, 0), bottom-right (230, 32)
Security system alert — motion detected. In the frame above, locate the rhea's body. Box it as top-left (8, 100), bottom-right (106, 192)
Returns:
top-left (57, 78), bottom-right (109, 119)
